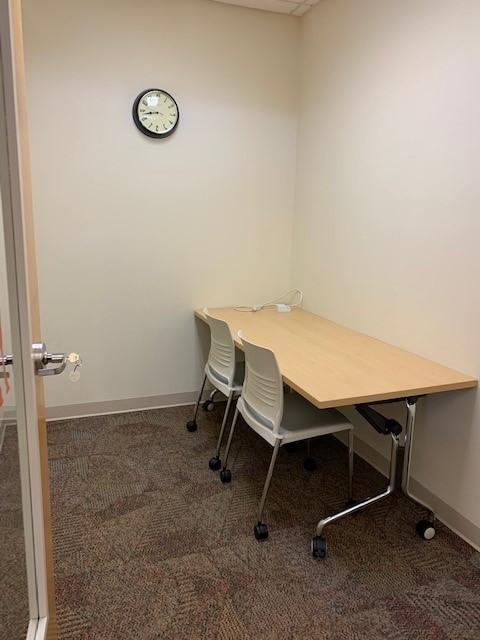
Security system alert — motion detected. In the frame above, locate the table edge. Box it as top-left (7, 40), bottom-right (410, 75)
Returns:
top-left (194, 308), bottom-right (478, 408)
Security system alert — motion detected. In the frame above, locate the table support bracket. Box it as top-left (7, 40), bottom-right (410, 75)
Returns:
top-left (314, 396), bottom-right (435, 538)
top-left (315, 431), bottom-right (399, 536)
top-left (401, 397), bottom-right (435, 520)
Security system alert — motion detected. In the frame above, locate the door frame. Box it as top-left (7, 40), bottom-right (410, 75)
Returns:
top-left (0, 0), bottom-right (49, 637)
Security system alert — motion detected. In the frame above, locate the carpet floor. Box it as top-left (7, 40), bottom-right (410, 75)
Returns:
top-left (48, 405), bottom-right (480, 640)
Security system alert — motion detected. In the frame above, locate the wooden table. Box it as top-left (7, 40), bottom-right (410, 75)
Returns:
top-left (195, 307), bottom-right (476, 408)
top-left (195, 307), bottom-right (477, 553)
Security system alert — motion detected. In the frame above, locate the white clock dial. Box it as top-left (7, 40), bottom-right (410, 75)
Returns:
top-left (134, 89), bottom-right (179, 138)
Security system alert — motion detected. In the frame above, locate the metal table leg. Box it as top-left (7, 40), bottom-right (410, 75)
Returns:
top-left (312, 396), bottom-right (437, 558)
top-left (402, 398), bottom-right (434, 513)
top-left (314, 432), bottom-right (400, 538)
top-left (402, 398), bottom-right (436, 539)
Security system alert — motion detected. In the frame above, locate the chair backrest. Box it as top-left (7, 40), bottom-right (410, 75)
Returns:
top-left (204, 308), bottom-right (236, 387)
top-left (238, 331), bottom-right (284, 434)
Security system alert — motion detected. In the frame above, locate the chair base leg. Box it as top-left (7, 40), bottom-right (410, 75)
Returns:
top-left (311, 535), bottom-right (327, 559)
top-left (186, 374), bottom-right (207, 432)
top-left (303, 457), bottom-right (317, 471)
top-left (303, 439), bottom-right (317, 471)
top-left (210, 391), bottom-right (234, 470)
top-left (220, 469), bottom-right (232, 483)
top-left (219, 408), bottom-right (239, 485)
top-left (255, 440), bottom-right (281, 531)
top-left (202, 399), bottom-right (215, 412)
top-left (254, 522), bottom-right (269, 541)
top-left (202, 389), bottom-right (217, 412)
top-left (186, 420), bottom-right (197, 432)
top-left (209, 456), bottom-right (221, 471)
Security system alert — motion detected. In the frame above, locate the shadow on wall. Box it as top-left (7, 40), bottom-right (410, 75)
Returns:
top-left (418, 389), bottom-right (478, 506)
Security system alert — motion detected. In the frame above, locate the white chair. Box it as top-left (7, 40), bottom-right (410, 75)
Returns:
top-left (219, 331), bottom-right (354, 550)
top-left (186, 309), bottom-right (245, 471)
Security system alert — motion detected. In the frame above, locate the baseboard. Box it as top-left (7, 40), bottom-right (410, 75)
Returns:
top-left (45, 391), bottom-right (205, 422)
top-left (353, 436), bottom-right (480, 552)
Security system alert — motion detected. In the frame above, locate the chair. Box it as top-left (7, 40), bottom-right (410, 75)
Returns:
top-left (219, 331), bottom-right (354, 548)
top-left (186, 309), bottom-right (245, 471)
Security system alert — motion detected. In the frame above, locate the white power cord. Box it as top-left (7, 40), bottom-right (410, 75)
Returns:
top-left (234, 288), bottom-right (304, 313)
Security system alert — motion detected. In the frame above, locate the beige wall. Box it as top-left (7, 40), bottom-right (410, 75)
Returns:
top-left (22, 0), bottom-right (299, 410)
top-left (293, 0), bottom-right (480, 532)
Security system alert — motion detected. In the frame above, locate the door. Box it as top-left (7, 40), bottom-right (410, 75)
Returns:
top-left (0, 1), bottom-right (58, 638)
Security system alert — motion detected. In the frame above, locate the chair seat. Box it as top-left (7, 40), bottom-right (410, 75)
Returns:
top-left (238, 391), bottom-right (352, 447)
top-left (280, 393), bottom-right (352, 443)
top-left (205, 360), bottom-right (245, 398)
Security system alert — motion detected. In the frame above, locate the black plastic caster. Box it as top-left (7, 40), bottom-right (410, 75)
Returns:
top-left (254, 522), bottom-right (269, 541)
top-left (203, 400), bottom-right (215, 412)
top-left (303, 457), bottom-right (317, 472)
top-left (208, 456), bottom-right (221, 471)
top-left (416, 519), bottom-right (436, 540)
top-left (220, 469), bottom-right (232, 484)
top-left (311, 535), bottom-right (327, 559)
top-left (186, 420), bottom-right (197, 433)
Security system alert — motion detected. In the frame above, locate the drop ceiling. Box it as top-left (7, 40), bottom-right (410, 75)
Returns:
top-left (212, 0), bottom-right (319, 17)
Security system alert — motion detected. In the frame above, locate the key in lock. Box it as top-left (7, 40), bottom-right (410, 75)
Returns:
top-left (67, 352), bottom-right (82, 382)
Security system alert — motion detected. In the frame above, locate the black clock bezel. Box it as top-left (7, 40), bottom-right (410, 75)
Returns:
top-left (132, 88), bottom-right (180, 139)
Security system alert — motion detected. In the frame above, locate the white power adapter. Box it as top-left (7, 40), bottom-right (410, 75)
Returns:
top-left (233, 289), bottom-right (303, 314)
top-left (276, 304), bottom-right (291, 313)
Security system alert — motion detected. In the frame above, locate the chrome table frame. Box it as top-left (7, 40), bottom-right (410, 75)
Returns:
top-left (315, 397), bottom-right (434, 537)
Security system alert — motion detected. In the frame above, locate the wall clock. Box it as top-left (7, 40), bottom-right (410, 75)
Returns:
top-left (132, 88), bottom-right (179, 139)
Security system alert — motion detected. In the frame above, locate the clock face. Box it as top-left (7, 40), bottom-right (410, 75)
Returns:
top-left (133, 89), bottom-right (179, 138)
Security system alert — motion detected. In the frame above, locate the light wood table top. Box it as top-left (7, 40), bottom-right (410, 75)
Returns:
top-left (195, 307), bottom-right (477, 409)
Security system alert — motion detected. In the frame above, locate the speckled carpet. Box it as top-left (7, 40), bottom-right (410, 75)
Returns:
top-left (48, 405), bottom-right (480, 640)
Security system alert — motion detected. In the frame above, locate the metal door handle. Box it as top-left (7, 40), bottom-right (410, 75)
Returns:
top-left (32, 343), bottom-right (67, 377)
top-left (38, 353), bottom-right (67, 376)
top-left (0, 345), bottom-right (78, 378)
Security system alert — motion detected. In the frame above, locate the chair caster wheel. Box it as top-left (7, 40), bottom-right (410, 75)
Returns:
top-left (203, 400), bottom-right (215, 412)
top-left (303, 457), bottom-right (317, 471)
top-left (220, 469), bottom-right (232, 484)
top-left (416, 519), bottom-right (436, 540)
top-left (186, 420), bottom-right (197, 433)
top-left (254, 522), bottom-right (269, 541)
top-left (209, 456), bottom-right (221, 471)
top-left (311, 535), bottom-right (327, 559)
